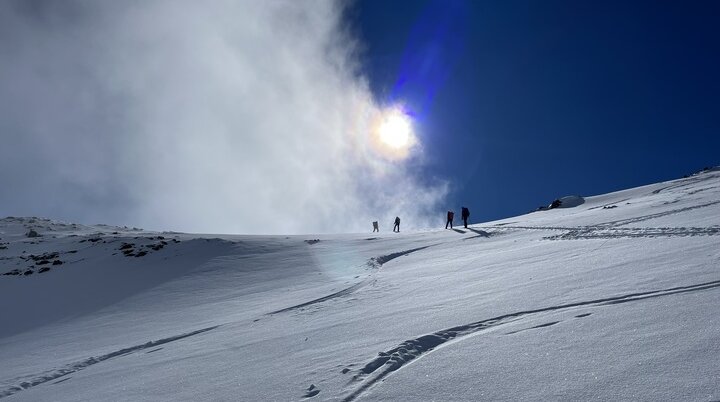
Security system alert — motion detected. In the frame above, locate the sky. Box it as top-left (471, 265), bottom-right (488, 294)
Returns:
top-left (1, 0), bottom-right (718, 234)
top-left (351, 0), bottom-right (720, 224)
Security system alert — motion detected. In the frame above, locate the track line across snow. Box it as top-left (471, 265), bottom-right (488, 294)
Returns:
top-left (490, 198), bottom-right (720, 237)
top-left (342, 280), bottom-right (720, 401)
top-left (651, 173), bottom-right (716, 195)
top-left (0, 325), bottom-right (220, 399)
top-left (267, 246), bottom-right (432, 315)
top-left (595, 200), bottom-right (720, 228)
top-left (544, 226), bottom-right (720, 240)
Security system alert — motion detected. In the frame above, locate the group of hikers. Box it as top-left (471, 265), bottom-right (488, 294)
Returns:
top-left (371, 217), bottom-right (401, 232)
top-left (446, 207), bottom-right (470, 229)
top-left (371, 207), bottom-right (470, 233)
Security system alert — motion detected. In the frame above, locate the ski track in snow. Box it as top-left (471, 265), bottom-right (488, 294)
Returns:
top-left (267, 278), bottom-right (377, 315)
top-left (504, 320), bottom-right (560, 335)
top-left (0, 325), bottom-right (219, 399)
top-left (367, 246), bottom-right (432, 269)
top-left (650, 174), bottom-right (716, 195)
top-left (487, 200), bottom-right (720, 242)
top-left (594, 200), bottom-right (720, 228)
top-left (267, 246), bottom-right (431, 315)
top-left (544, 226), bottom-right (720, 240)
top-left (341, 280), bottom-right (720, 402)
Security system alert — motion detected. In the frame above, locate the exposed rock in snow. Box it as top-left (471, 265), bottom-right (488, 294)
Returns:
top-left (25, 229), bottom-right (39, 238)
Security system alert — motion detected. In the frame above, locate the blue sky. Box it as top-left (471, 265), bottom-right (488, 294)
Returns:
top-left (352, 0), bottom-right (720, 223)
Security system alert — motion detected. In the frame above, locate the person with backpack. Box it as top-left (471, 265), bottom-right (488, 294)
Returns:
top-left (445, 210), bottom-right (454, 229)
top-left (461, 207), bottom-right (470, 228)
top-left (372, 221), bottom-right (379, 232)
top-left (393, 216), bottom-right (401, 232)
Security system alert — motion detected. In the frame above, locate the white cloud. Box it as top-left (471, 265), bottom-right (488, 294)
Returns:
top-left (0, 0), bottom-right (448, 234)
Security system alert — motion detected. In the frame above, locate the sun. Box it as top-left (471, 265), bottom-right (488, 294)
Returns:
top-left (378, 110), bottom-right (412, 149)
top-left (368, 105), bottom-right (417, 160)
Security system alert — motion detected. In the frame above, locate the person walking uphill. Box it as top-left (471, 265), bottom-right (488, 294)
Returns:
top-left (393, 216), bottom-right (401, 232)
top-left (461, 207), bottom-right (470, 228)
top-left (372, 221), bottom-right (379, 232)
top-left (445, 210), bottom-right (454, 229)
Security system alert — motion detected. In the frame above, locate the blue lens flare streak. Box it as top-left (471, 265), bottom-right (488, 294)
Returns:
top-left (388, 0), bottom-right (470, 123)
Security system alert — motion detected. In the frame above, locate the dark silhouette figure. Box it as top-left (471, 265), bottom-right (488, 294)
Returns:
top-left (372, 221), bottom-right (379, 232)
top-left (445, 210), bottom-right (454, 229)
top-left (461, 207), bottom-right (470, 228)
top-left (393, 216), bottom-right (401, 232)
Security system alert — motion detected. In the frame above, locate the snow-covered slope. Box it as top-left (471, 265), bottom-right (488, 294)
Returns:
top-left (1, 169), bottom-right (719, 401)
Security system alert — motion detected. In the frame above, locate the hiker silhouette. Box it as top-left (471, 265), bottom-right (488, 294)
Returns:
top-left (445, 210), bottom-right (454, 229)
top-left (393, 216), bottom-right (400, 232)
top-left (461, 207), bottom-right (470, 228)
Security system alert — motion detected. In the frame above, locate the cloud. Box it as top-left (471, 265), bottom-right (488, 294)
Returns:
top-left (0, 0), bottom-right (448, 234)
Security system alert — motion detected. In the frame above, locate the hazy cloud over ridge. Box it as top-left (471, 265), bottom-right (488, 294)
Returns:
top-left (0, 0), bottom-right (447, 234)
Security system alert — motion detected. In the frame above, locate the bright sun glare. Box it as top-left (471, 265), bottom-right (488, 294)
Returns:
top-left (378, 109), bottom-right (412, 149)
top-left (369, 105), bottom-right (417, 160)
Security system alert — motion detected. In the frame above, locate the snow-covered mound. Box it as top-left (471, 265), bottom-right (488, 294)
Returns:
top-left (1, 169), bottom-right (720, 401)
top-left (554, 195), bottom-right (585, 208)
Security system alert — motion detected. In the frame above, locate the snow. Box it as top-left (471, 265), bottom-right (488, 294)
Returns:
top-left (1, 169), bottom-right (719, 401)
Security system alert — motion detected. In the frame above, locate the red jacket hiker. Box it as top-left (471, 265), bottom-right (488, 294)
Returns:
top-left (446, 211), bottom-right (454, 229)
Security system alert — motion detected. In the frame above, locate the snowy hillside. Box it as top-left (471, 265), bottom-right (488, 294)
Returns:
top-left (1, 169), bottom-right (719, 401)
